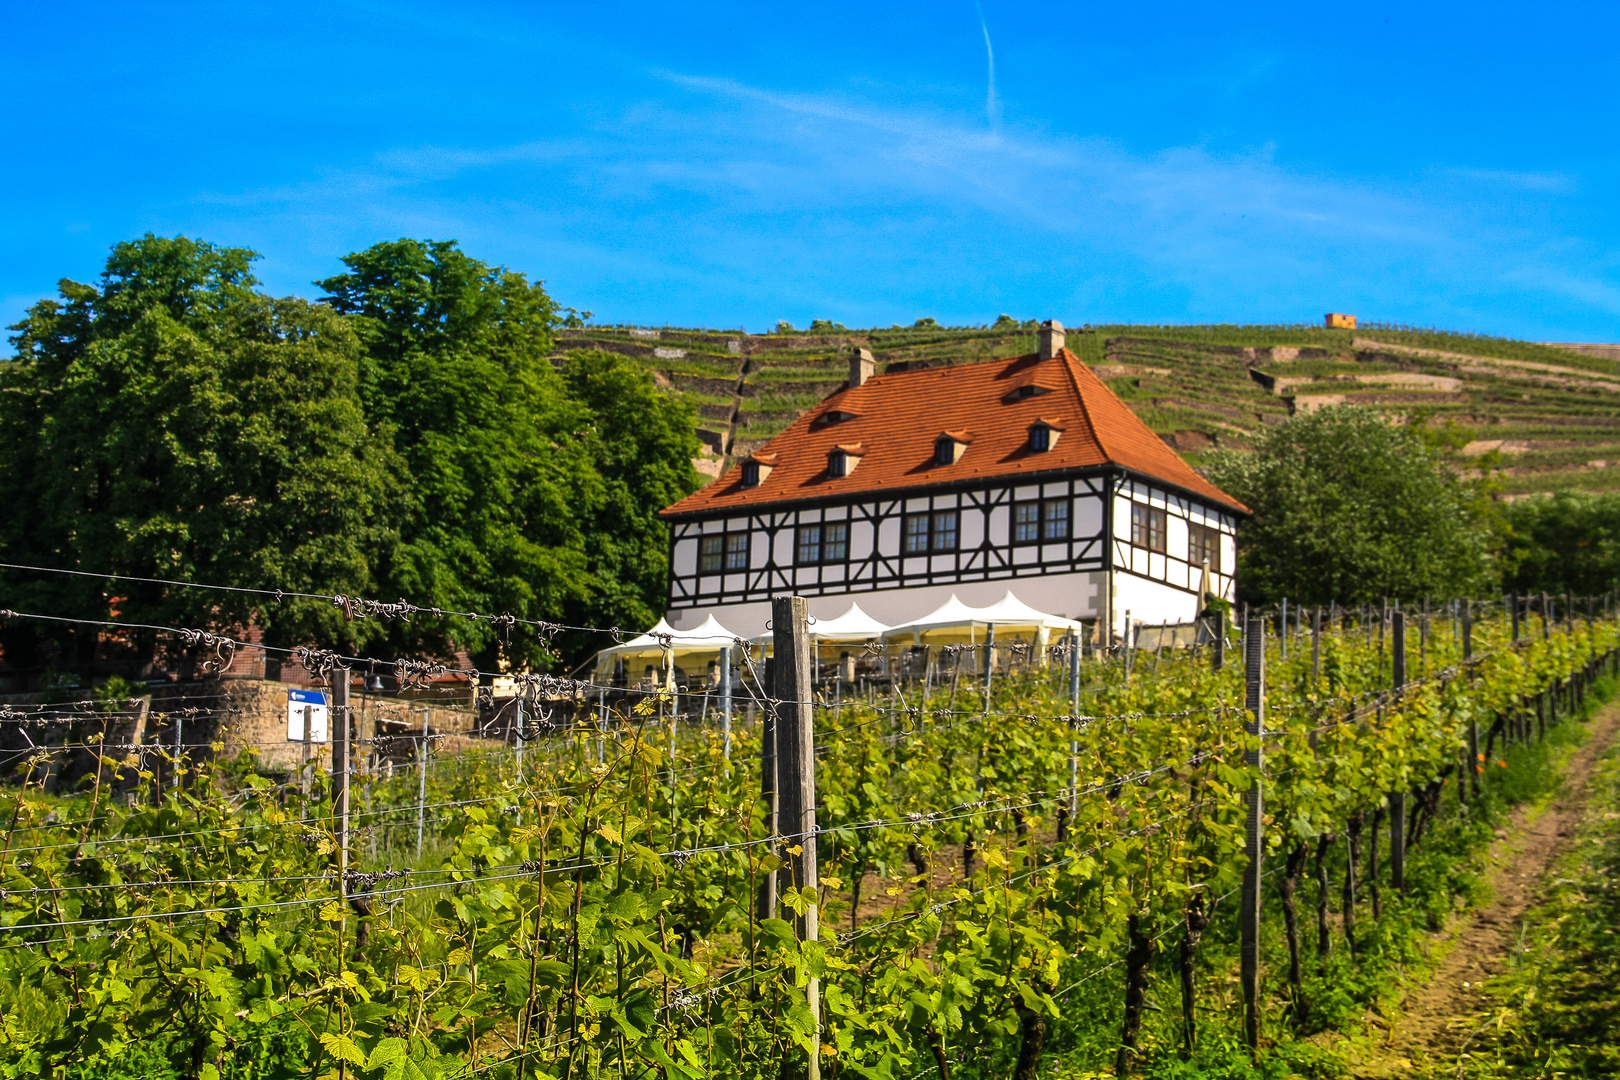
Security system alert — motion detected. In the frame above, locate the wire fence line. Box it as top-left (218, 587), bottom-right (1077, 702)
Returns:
top-left (0, 578), bottom-right (1612, 1077)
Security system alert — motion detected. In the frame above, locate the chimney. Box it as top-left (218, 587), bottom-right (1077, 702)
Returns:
top-left (849, 347), bottom-right (876, 389)
top-left (1038, 320), bottom-right (1066, 360)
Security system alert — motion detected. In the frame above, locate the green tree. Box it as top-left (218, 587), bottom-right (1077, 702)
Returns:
top-left (1501, 491), bottom-right (1620, 597)
top-left (557, 349), bottom-right (701, 658)
top-left (318, 239), bottom-right (603, 671)
top-left (0, 235), bottom-right (402, 673)
top-left (1207, 406), bottom-right (1493, 605)
top-left (319, 241), bottom-right (700, 672)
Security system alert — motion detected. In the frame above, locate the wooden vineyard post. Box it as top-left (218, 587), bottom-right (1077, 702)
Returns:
top-left (332, 669), bottom-right (351, 918)
top-left (1241, 613), bottom-right (1265, 1052)
top-left (1311, 607), bottom-right (1321, 683)
top-left (302, 704), bottom-right (314, 796)
top-left (1463, 603), bottom-right (1479, 799)
top-left (1280, 597), bottom-right (1288, 661)
top-left (758, 654), bottom-right (779, 924)
top-left (1510, 592), bottom-right (1520, 643)
top-left (772, 596), bottom-right (821, 1080)
top-left (721, 645), bottom-right (733, 763)
top-left (1061, 633), bottom-right (1080, 842)
top-left (416, 712), bottom-right (430, 860)
top-left (1389, 612), bottom-right (1407, 894)
top-left (984, 622), bottom-right (996, 705)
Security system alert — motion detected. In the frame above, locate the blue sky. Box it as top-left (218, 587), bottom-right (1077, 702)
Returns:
top-left (3, 1), bottom-right (1618, 342)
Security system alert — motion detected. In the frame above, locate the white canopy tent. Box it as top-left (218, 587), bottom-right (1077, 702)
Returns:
top-left (748, 602), bottom-right (892, 647)
top-left (880, 591), bottom-right (1084, 653)
top-left (806, 602), bottom-right (891, 642)
top-left (592, 614), bottom-right (742, 682)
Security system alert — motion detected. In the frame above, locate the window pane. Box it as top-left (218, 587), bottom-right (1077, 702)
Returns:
top-left (823, 522), bottom-right (848, 562)
top-left (1131, 504), bottom-right (1147, 546)
top-left (699, 535), bottom-right (724, 574)
top-left (904, 514), bottom-right (931, 554)
top-left (932, 510), bottom-right (958, 551)
top-left (1029, 426), bottom-right (1049, 452)
top-left (725, 533), bottom-right (750, 570)
top-left (797, 525), bottom-right (821, 565)
top-left (1149, 508), bottom-right (1167, 552)
top-left (1014, 503), bottom-right (1039, 543)
top-left (1043, 499), bottom-right (1069, 540)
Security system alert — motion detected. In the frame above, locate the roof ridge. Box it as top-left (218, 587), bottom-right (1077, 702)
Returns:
top-left (1058, 348), bottom-right (1111, 460)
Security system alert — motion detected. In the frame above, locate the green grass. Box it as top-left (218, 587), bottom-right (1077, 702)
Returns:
top-left (1414, 678), bottom-right (1620, 1078)
top-left (1357, 326), bottom-right (1620, 377)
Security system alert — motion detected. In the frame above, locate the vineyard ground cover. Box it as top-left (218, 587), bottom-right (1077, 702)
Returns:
top-left (1354, 681), bottom-right (1620, 1078)
top-left (0, 607), bottom-right (1614, 1079)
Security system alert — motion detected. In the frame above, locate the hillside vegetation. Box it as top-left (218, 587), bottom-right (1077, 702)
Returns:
top-left (556, 321), bottom-right (1620, 497)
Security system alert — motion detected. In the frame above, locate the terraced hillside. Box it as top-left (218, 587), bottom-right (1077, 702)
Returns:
top-left (554, 322), bottom-right (1620, 496)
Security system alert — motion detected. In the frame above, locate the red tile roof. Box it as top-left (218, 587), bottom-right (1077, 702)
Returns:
top-left (661, 349), bottom-right (1248, 517)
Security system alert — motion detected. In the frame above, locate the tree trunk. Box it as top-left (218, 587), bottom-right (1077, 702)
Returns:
top-left (928, 1028), bottom-right (951, 1080)
top-left (1281, 843), bottom-right (1307, 1019)
top-left (1343, 813), bottom-right (1361, 957)
top-left (1314, 832), bottom-right (1334, 960)
top-left (1116, 914), bottom-right (1154, 1076)
top-left (1367, 806), bottom-right (1383, 922)
top-left (1179, 892), bottom-right (1215, 1055)
top-left (907, 842), bottom-right (929, 881)
top-left (1012, 987), bottom-right (1050, 1080)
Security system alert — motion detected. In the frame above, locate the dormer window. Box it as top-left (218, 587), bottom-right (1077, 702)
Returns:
top-left (934, 431), bottom-right (971, 465)
top-left (739, 453), bottom-right (778, 487)
top-left (1003, 384), bottom-right (1052, 402)
top-left (1028, 419), bottom-right (1066, 453)
top-left (818, 409), bottom-right (859, 426)
top-left (827, 443), bottom-right (865, 478)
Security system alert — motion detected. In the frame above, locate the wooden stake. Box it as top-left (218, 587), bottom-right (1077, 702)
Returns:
top-left (1241, 614), bottom-right (1265, 1052)
top-left (772, 596), bottom-right (821, 1080)
top-left (1389, 612), bottom-right (1406, 894)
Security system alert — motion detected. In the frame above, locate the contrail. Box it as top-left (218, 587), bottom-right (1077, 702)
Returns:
top-left (974, 0), bottom-right (1000, 132)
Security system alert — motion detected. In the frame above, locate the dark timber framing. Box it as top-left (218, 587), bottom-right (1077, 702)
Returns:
top-left (665, 465), bottom-right (1237, 613)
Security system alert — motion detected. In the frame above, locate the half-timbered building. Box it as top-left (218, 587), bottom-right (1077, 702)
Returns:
top-left (658, 322), bottom-right (1248, 640)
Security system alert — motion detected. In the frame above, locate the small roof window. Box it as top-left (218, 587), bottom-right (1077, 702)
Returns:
top-left (1027, 418), bottom-right (1066, 453)
top-left (934, 430), bottom-right (973, 466)
top-left (826, 443), bottom-right (866, 478)
top-left (740, 453), bottom-right (779, 488)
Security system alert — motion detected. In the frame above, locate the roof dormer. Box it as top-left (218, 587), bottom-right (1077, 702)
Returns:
top-left (934, 430), bottom-right (973, 465)
top-left (1002, 383), bottom-right (1054, 403)
top-left (827, 443), bottom-right (866, 478)
top-left (816, 408), bottom-right (862, 426)
top-left (740, 452), bottom-right (778, 488)
top-left (1027, 418), bottom-right (1066, 453)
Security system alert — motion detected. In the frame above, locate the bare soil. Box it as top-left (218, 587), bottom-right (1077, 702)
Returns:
top-left (1352, 700), bottom-right (1620, 1077)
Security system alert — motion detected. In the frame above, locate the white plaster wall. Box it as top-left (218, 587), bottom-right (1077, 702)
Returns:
top-left (672, 538), bottom-right (697, 577)
top-left (665, 569), bottom-right (1108, 638)
top-left (1111, 572), bottom-right (1202, 637)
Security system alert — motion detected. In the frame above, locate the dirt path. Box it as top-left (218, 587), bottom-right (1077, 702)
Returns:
top-left (1354, 700), bottom-right (1620, 1076)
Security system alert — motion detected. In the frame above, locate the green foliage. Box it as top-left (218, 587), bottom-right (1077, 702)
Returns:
top-left (318, 239), bottom-right (604, 670)
top-left (0, 236), bottom-right (702, 674)
top-left (1500, 490), bottom-right (1620, 596)
top-left (557, 349), bottom-right (701, 656)
top-left (0, 605), bottom-right (1606, 1078)
top-left (1209, 406), bottom-right (1495, 605)
top-left (0, 235), bottom-right (403, 662)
